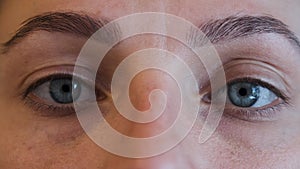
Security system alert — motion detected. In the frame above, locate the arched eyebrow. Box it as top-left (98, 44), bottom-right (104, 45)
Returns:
top-left (189, 15), bottom-right (300, 47)
top-left (1, 12), bottom-right (300, 54)
top-left (1, 12), bottom-right (120, 54)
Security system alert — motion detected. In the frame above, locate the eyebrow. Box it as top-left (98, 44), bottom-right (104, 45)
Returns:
top-left (188, 15), bottom-right (300, 48)
top-left (1, 12), bottom-right (300, 53)
top-left (1, 12), bottom-right (119, 53)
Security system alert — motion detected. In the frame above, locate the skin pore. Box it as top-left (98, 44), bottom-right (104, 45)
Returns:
top-left (1, 0), bottom-right (300, 169)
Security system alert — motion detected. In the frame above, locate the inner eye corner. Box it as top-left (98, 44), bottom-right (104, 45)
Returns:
top-left (95, 91), bottom-right (108, 102)
top-left (200, 91), bottom-right (212, 104)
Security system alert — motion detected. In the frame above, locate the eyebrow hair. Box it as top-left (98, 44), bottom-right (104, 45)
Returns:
top-left (188, 15), bottom-right (300, 48)
top-left (1, 12), bottom-right (300, 53)
top-left (1, 12), bottom-right (116, 53)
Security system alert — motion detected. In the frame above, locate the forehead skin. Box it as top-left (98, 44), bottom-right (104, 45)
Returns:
top-left (0, 0), bottom-right (300, 44)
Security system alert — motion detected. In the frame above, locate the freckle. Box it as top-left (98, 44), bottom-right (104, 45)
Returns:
top-left (27, 146), bottom-right (33, 151)
top-left (24, 59), bottom-right (29, 64)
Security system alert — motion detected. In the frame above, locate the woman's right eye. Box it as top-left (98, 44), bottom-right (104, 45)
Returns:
top-left (33, 77), bottom-right (86, 104)
top-left (24, 75), bottom-right (107, 115)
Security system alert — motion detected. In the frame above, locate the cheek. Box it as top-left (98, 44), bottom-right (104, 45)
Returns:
top-left (1, 117), bottom-right (110, 168)
top-left (0, 109), bottom-right (86, 167)
top-left (198, 114), bottom-right (300, 168)
top-left (42, 117), bottom-right (85, 144)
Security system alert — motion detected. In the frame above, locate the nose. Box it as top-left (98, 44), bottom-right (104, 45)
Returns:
top-left (115, 69), bottom-right (181, 138)
top-left (105, 69), bottom-right (195, 168)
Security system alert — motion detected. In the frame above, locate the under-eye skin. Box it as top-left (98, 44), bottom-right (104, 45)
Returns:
top-left (203, 77), bottom-right (290, 122)
top-left (22, 73), bottom-right (107, 117)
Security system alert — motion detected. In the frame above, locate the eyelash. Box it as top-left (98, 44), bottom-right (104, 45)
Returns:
top-left (204, 77), bottom-right (291, 122)
top-left (227, 77), bottom-right (288, 100)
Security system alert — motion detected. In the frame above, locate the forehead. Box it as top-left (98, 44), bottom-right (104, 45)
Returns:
top-left (0, 0), bottom-right (299, 43)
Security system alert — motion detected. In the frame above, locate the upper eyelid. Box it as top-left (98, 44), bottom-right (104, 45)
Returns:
top-left (226, 77), bottom-right (288, 100)
top-left (19, 64), bottom-right (93, 95)
top-left (23, 73), bottom-right (73, 98)
top-left (223, 58), bottom-right (286, 79)
top-left (220, 58), bottom-right (292, 96)
top-left (23, 73), bottom-right (94, 98)
top-left (23, 72), bottom-right (110, 101)
top-left (204, 77), bottom-right (289, 104)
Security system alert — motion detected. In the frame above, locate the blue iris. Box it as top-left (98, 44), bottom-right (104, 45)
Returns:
top-left (228, 82), bottom-right (260, 107)
top-left (49, 78), bottom-right (81, 104)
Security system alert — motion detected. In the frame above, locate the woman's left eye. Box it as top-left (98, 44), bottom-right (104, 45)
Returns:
top-left (203, 78), bottom-right (288, 121)
top-left (227, 81), bottom-right (278, 108)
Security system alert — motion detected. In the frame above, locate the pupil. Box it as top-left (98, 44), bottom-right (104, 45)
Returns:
top-left (238, 88), bottom-right (248, 96)
top-left (61, 84), bottom-right (71, 93)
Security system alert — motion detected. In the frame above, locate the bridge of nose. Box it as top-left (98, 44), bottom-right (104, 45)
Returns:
top-left (108, 69), bottom-right (181, 138)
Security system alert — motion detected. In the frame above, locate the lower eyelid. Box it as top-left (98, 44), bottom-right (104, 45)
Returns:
top-left (24, 96), bottom-right (76, 117)
top-left (224, 100), bottom-right (287, 122)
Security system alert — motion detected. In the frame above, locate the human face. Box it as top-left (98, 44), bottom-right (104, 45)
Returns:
top-left (1, 0), bottom-right (300, 168)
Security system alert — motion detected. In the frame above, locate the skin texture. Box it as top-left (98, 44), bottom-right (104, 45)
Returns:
top-left (1, 0), bottom-right (300, 169)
